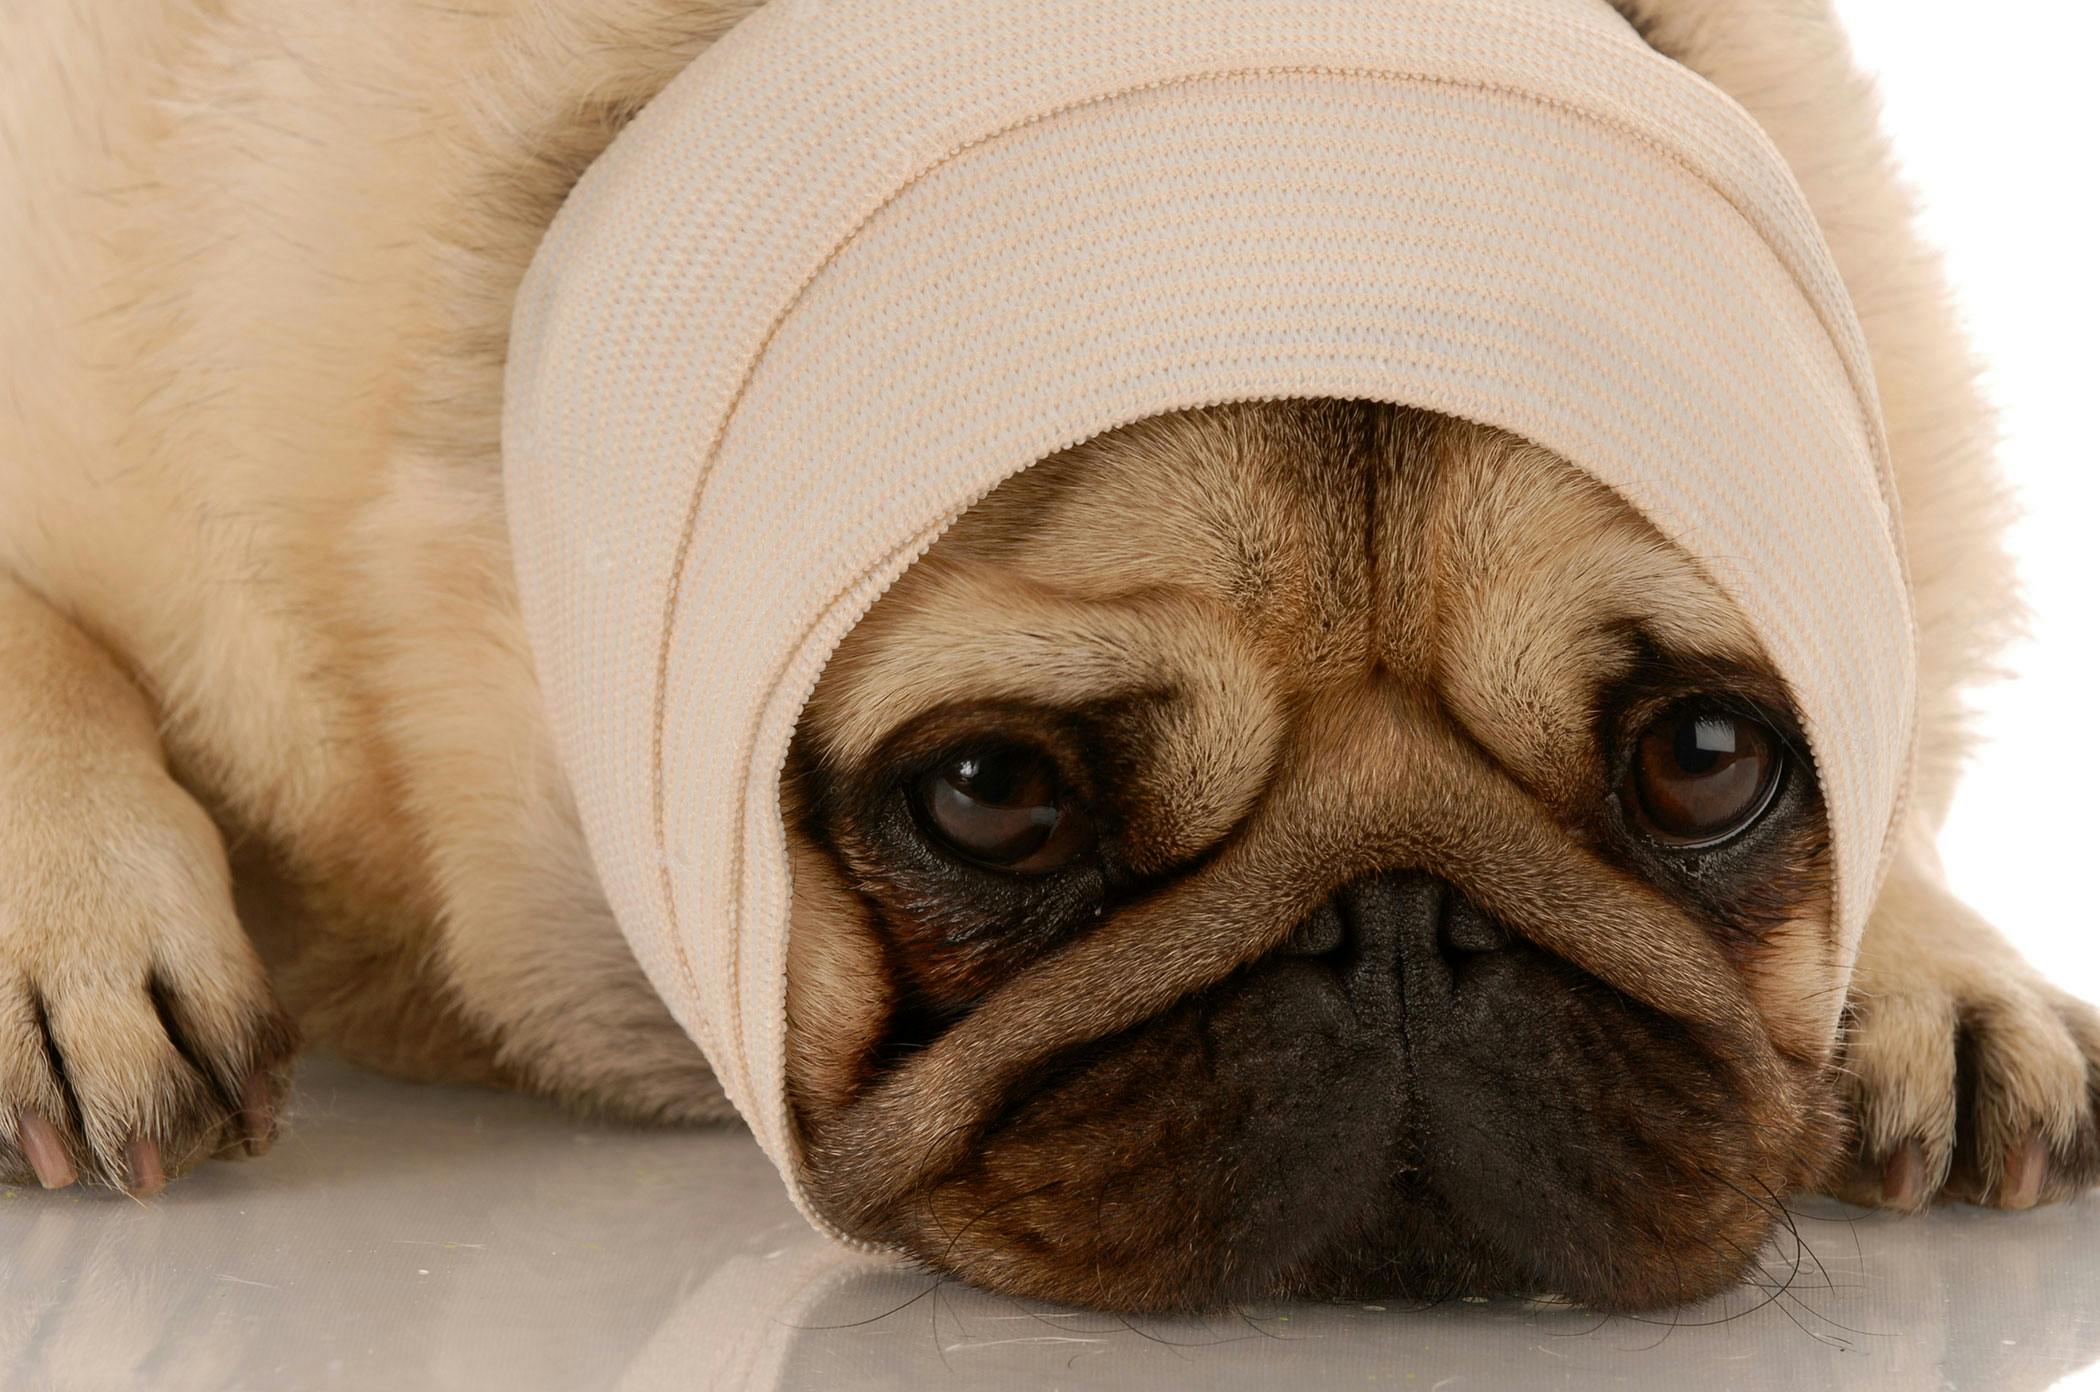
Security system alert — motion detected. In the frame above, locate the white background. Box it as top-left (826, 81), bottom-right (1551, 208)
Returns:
top-left (1830, 2), bottom-right (2099, 1006)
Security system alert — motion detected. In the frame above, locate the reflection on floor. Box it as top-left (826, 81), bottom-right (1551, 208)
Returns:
top-left (1, 1056), bottom-right (2094, 1391)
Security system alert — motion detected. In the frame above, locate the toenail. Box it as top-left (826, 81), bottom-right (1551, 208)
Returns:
top-left (1881, 1141), bottom-right (1926, 1210)
top-left (239, 1071), bottom-right (277, 1157)
top-left (125, 1136), bottom-right (166, 1197)
top-left (1999, 1134), bottom-right (2047, 1211)
top-left (16, 1109), bottom-right (76, 1189)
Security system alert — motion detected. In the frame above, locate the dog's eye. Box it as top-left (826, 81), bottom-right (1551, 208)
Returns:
top-left (911, 745), bottom-right (1090, 872)
top-left (1627, 704), bottom-right (1783, 847)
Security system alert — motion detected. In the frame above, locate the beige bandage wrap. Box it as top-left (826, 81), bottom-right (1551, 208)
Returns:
top-left (503, 0), bottom-right (1915, 1241)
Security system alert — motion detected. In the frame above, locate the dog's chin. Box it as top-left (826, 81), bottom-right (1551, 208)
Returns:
top-left (803, 872), bottom-right (1842, 1314)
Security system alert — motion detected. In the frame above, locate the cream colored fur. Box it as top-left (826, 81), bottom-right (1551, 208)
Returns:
top-left (1612, 0), bottom-right (2086, 1207)
top-left (0, 0), bottom-right (2081, 1214)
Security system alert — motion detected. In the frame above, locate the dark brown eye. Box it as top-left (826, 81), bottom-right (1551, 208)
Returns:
top-left (912, 745), bottom-right (1090, 872)
top-left (1628, 704), bottom-right (1783, 847)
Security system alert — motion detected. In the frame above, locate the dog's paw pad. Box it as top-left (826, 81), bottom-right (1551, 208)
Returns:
top-left (1835, 979), bottom-right (2100, 1211)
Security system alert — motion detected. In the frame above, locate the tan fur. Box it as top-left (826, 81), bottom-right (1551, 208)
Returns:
top-left (0, 0), bottom-right (2084, 1248)
top-left (789, 406), bottom-right (1852, 1309)
top-left (794, 406), bottom-right (1830, 1085)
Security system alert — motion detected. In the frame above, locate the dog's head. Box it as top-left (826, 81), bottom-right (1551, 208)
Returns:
top-left (781, 400), bottom-right (1845, 1312)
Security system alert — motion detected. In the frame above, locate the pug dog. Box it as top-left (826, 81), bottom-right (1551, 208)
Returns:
top-left (1, 0), bottom-right (2091, 1314)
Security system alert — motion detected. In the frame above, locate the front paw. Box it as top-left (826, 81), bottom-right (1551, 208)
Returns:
top-left (1834, 965), bottom-right (2100, 1213)
top-left (0, 784), bottom-right (297, 1194)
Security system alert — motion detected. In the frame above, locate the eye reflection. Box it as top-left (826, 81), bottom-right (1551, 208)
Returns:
top-left (1628, 704), bottom-right (1783, 847)
top-left (912, 745), bottom-right (1091, 872)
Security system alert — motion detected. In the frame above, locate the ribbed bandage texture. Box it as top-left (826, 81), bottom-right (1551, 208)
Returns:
top-left (503, 0), bottom-right (1914, 1242)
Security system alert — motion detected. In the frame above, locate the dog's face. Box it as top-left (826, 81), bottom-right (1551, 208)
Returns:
top-left (781, 400), bottom-right (1845, 1312)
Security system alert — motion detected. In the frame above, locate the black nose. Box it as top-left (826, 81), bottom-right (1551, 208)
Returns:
top-left (1283, 870), bottom-right (1511, 972)
top-left (1168, 871), bottom-right (1775, 1312)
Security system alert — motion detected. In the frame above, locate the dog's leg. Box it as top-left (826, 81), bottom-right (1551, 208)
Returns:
top-left (1835, 847), bottom-right (2100, 1210)
top-left (0, 571), bottom-right (296, 1193)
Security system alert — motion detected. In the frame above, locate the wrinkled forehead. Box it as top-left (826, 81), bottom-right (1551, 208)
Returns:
top-left (805, 402), bottom-right (1770, 771)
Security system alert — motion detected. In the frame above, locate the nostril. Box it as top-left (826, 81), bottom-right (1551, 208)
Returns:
top-left (1283, 901), bottom-right (1346, 957)
top-left (1441, 896), bottom-right (1510, 954)
top-left (1290, 872), bottom-right (1510, 975)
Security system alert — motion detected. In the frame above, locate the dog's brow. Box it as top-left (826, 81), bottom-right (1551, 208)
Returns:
top-left (1615, 623), bottom-right (1801, 721)
top-left (803, 573), bottom-right (1279, 768)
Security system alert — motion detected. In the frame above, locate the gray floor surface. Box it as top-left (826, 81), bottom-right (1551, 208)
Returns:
top-left (2, 1054), bottom-right (2095, 1391)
